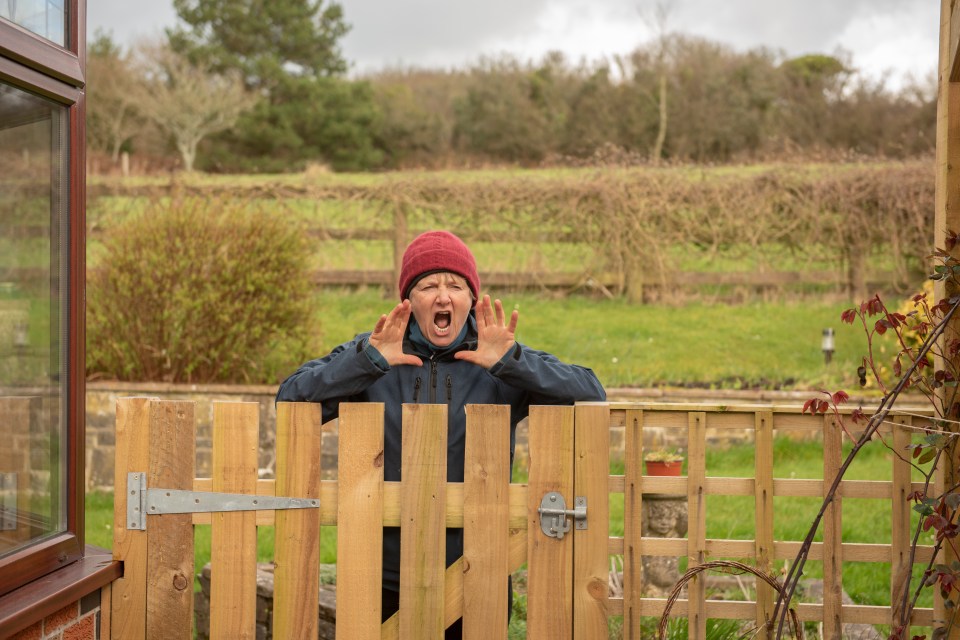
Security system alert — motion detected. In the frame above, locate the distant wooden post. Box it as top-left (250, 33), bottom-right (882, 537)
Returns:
top-left (392, 202), bottom-right (409, 296)
top-left (936, 1), bottom-right (960, 635)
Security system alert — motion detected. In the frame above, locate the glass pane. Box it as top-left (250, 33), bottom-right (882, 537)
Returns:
top-left (0, 0), bottom-right (66, 47)
top-left (0, 81), bottom-right (68, 558)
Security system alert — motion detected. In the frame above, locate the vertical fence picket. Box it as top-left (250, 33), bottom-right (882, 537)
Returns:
top-left (209, 401), bottom-right (259, 640)
top-left (754, 410), bottom-right (775, 633)
top-left (273, 402), bottom-right (323, 640)
top-left (891, 415), bottom-right (912, 621)
top-left (527, 405), bottom-right (575, 638)
top-left (822, 415), bottom-right (843, 640)
top-left (573, 404), bottom-right (610, 639)
top-left (112, 397), bottom-right (155, 640)
top-left (462, 404), bottom-right (510, 640)
top-left (623, 409), bottom-right (643, 640)
top-left (686, 412), bottom-right (707, 640)
top-left (334, 403), bottom-right (384, 640)
top-left (399, 404), bottom-right (447, 639)
top-left (146, 401), bottom-right (195, 639)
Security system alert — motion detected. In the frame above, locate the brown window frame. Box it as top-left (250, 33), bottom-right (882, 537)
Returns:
top-left (0, 0), bottom-right (86, 598)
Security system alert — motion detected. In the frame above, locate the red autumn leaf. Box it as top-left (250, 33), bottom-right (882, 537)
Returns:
top-left (874, 319), bottom-right (888, 335)
top-left (851, 408), bottom-right (866, 423)
top-left (817, 400), bottom-right (830, 414)
top-left (832, 390), bottom-right (849, 405)
top-left (840, 308), bottom-right (857, 324)
top-left (802, 398), bottom-right (816, 414)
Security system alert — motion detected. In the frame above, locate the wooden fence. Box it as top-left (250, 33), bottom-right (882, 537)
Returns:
top-left (109, 399), bottom-right (940, 639)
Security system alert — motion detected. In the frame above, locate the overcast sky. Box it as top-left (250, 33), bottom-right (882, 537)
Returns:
top-left (88, 0), bottom-right (940, 90)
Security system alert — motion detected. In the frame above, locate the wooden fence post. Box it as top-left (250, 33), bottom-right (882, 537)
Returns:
top-left (573, 404), bottom-right (611, 639)
top-left (273, 402), bottom-right (323, 640)
top-left (686, 412), bottom-right (707, 640)
top-left (146, 401), bottom-right (195, 639)
top-left (462, 404), bottom-right (510, 639)
top-left (400, 404), bottom-right (447, 638)
top-left (754, 410), bottom-right (775, 634)
top-left (112, 397), bottom-right (155, 640)
top-left (822, 414), bottom-right (843, 640)
top-left (209, 401), bottom-right (259, 640)
top-left (623, 409), bottom-right (644, 640)
top-left (335, 403), bottom-right (384, 640)
top-left (526, 405), bottom-right (575, 638)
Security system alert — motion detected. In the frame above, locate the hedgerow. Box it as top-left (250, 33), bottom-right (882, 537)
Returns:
top-left (87, 197), bottom-right (316, 383)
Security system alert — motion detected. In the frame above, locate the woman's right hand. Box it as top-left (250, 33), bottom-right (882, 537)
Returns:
top-left (368, 300), bottom-right (423, 367)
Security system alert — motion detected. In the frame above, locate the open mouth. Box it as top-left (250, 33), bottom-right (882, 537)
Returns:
top-left (433, 311), bottom-right (452, 335)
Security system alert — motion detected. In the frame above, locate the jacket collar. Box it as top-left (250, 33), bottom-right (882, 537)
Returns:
top-left (404, 312), bottom-right (478, 359)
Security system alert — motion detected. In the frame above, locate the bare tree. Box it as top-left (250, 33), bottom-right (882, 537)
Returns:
top-left (133, 41), bottom-right (258, 172)
top-left (87, 32), bottom-right (144, 165)
top-left (641, 1), bottom-right (675, 164)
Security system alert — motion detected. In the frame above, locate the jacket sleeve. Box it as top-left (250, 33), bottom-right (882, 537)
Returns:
top-left (275, 333), bottom-right (388, 422)
top-left (488, 343), bottom-right (606, 404)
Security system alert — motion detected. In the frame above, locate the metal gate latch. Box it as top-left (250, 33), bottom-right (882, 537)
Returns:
top-left (126, 472), bottom-right (319, 531)
top-left (538, 491), bottom-right (587, 540)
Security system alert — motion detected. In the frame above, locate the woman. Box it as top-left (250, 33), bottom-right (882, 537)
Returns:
top-left (276, 230), bottom-right (606, 637)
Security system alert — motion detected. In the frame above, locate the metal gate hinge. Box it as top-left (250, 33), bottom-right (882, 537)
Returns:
top-left (126, 472), bottom-right (319, 531)
top-left (537, 491), bottom-right (587, 540)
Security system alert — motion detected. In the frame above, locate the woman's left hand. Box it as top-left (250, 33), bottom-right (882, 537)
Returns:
top-left (455, 295), bottom-right (518, 369)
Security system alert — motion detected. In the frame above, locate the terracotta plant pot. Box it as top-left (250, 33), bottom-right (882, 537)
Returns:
top-left (644, 459), bottom-right (683, 476)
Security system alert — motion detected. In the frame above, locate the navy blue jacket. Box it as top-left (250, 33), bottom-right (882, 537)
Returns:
top-left (275, 314), bottom-right (606, 591)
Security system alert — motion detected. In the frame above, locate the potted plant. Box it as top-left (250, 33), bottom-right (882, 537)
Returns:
top-left (644, 449), bottom-right (684, 476)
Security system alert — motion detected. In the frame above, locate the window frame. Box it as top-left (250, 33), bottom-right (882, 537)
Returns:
top-left (0, 0), bottom-right (86, 598)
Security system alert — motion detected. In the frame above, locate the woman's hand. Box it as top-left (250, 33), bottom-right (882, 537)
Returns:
top-left (368, 300), bottom-right (423, 367)
top-left (455, 295), bottom-right (518, 369)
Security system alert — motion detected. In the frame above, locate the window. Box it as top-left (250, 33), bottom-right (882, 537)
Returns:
top-left (0, 0), bottom-right (66, 46)
top-left (0, 0), bottom-right (84, 598)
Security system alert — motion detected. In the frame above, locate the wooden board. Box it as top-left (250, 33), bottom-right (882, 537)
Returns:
top-left (209, 402), bottom-right (259, 639)
top-left (686, 412), bottom-right (706, 640)
top-left (273, 402), bottom-right (323, 640)
top-left (462, 404), bottom-right (510, 640)
top-left (112, 397), bottom-right (155, 640)
top-left (754, 410), bottom-right (774, 632)
top-left (334, 402), bottom-right (384, 640)
top-left (822, 416), bottom-right (843, 640)
top-left (623, 409), bottom-right (643, 640)
top-left (526, 405), bottom-right (574, 639)
top-left (399, 404), bottom-right (447, 639)
top-left (573, 404), bottom-right (610, 639)
top-left (146, 401), bottom-right (195, 639)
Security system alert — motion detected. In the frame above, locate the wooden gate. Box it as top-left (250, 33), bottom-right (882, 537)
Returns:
top-left (108, 398), bottom-right (611, 639)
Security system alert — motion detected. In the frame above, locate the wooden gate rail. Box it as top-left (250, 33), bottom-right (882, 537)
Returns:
top-left (606, 402), bottom-right (939, 640)
top-left (110, 398), bottom-right (939, 639)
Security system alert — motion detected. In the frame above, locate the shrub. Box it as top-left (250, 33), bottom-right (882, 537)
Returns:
top-left (87, 197), bottom-right (317, 384)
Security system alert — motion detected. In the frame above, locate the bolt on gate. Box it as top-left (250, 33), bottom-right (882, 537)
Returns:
top-left (106, 398), bottom-right (940, 639)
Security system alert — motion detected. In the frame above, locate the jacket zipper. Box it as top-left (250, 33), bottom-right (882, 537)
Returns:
top-left (446, 375), bottom-right (452, 402)
top-left (429, 360), bottom-right (438, 403)
top-left (413, 377), bottom-right (422, 403)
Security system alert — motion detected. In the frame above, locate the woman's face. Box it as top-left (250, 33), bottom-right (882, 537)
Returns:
top-left (408, 272), bottom-right (474, 347)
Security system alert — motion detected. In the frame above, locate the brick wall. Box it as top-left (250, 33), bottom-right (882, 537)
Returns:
top-left (8, 591), bottom-right (103, 640)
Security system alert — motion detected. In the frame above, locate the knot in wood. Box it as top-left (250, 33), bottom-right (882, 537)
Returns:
top-left (173, 573), bottom-right (189, 591)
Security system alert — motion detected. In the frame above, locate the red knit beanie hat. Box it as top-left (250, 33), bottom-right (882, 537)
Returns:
top-left (398, 231), bottom-right (480, 301)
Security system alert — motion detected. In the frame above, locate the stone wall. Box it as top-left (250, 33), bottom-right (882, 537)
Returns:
top-left (85, 382), bottom-right (839, 492)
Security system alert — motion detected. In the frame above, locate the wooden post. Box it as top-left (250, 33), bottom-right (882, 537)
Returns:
top-left (573, 404), bottom-right (610, 639)
top-left (393, 202), bottom-right (409, 296)
top-left (334, 403), bottom-right (384, 640)
top-left (146, 401), bottom-right (195, 639)
top-left (273, 402), bottom-right (323, 640)
top-left (526, 405), bottom-right (575, 639)
top-left (462, 405), bottom-right (510, 639)
top-left (623, 409), bottom-right (644, 640)
top-left (754, 410), bottom-right (775, 636)
top-left (399, 404), bottom-right (447, 639)
top-left (821, 415), bottom-right (843, 640)
top-left (209, 402), bottom-right (259, 640)
top-left (686, 412), bottom-right (706, 640)
top-left (112, 397), bottom-right (155, 640)
top-left (890, 416), bottom-right (913, 624)
top-left (936, 0), bottom-right (960, 635)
